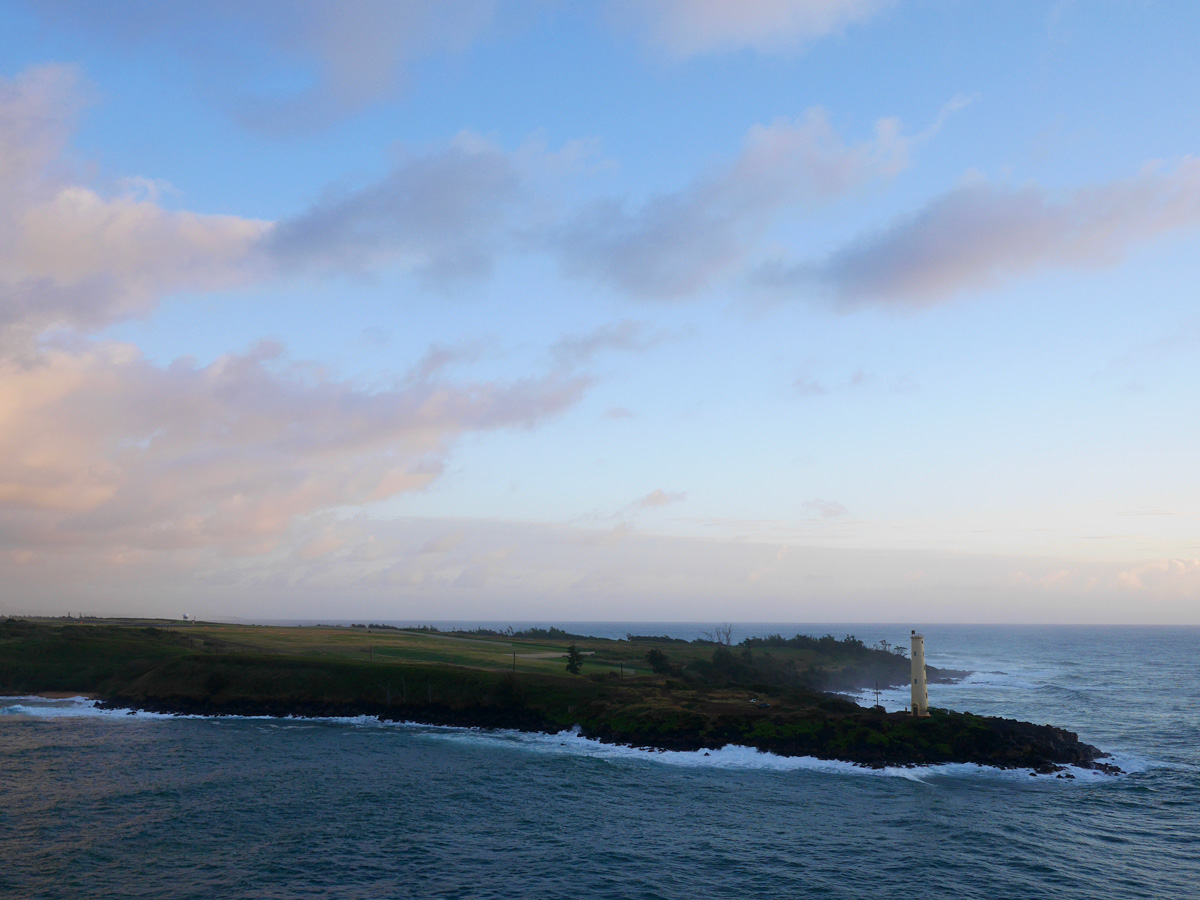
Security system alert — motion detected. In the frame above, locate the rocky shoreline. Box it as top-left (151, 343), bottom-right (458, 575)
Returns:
top-left (5, 620), bottom-right (1120, 776)
top-left (97, 693), bottom-right (1122, 775)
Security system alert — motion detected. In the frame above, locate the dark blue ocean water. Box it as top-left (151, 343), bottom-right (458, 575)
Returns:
top-left (2, 624), bottom-right (1198, 899)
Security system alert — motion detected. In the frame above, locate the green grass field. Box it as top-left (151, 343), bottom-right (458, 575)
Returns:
top-left (0, 617), bottom-right (1108, 771)
top-left (139, 621), bottom-right (646, 676)
top-left (4, 617), bottom-right (913, 685)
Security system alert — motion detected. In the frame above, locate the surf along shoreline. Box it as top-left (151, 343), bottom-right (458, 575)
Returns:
top-left (89, 693), bottom-right (1121, 775)
top-left (3, 619), bottom-right (1121, 774)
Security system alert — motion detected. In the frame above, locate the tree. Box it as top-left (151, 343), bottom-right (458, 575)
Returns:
top-left (565, 644), bottom-right (583, 675)
top-left (645, 648), bottom-right (672, 674)
top-left (710, 642), bottom-right (734, 677)
top-left (701, 623), bottom-right (734, 645)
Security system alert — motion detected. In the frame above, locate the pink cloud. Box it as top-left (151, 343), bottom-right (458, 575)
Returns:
top-left (550, 319), bottom-right (679, 367)
top-left (803, 498), bottom-right (848, 519)
top-left (604, 406), bottom-right (636, 419)
top-left (766, 159), bottom-right (1200, 306)
top-left (1116, 558), bottom-right (1200, 594)
top-left (0, 342), bottom-right (588, 556)
top-left (268, 132), bottom-right (523, 282)
top-left (638, 489), bottom-right (687, 508)
top-left (0, 66), bottom-right (270, 354)
top-left (554, 102), bottom-right (960, 298)
top-left (28, 0), bottom-right (500, 135)
top-left (612, 0), bottom-right (890, 58)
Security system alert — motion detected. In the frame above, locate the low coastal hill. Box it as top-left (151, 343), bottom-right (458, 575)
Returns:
top-left (0, 619), bottom-right (1117, 773)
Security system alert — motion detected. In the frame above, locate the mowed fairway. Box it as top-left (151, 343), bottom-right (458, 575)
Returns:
top-left (129, 622), bottom-right (649, 678)
top-left (11, 618), bottom-right (922, 691)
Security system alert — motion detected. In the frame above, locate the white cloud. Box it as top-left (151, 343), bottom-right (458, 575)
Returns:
top-left (27, 0), bottom-right (499, 134)
top-left (611, 0), bottom-right (890, 58)
top-left (804, 498), bottom-right (848, 519)
top-left (420, 529), bottom-right (467, 554)
top-left (1116, 558), bottom-right (1200, 594)
top-left (638, 489), bottom-right (687, 509)
top-left (0, 63), bottom-right (83, 186)
top-left (555, 107), bottom-right (925, 298)
top-left (794, 367), bottom-right (868, 397)
top-left (550, 319), bottom-right (679, 367)
top-left (268, 132), bottom-right (595, 286)
top-left (29, 2), bottom-right (887, 134)
top-left (11, 515), bottom-right (1198, 623)
top-left (0, 66), bottom-right (270, 354)
top-left (0, 65), bottom-right (606, 578)
top-left (0, 341), bottom-right (588, 556)
top-left (268, 132), bottom-right (522, 282)
top-left (764, 158), bottom-right (1200, 307)
top-left (3, 64), bottom-right (971, 318)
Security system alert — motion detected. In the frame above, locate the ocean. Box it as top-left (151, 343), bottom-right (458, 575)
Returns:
top-left (2, 624), bottom-right (1197, 899)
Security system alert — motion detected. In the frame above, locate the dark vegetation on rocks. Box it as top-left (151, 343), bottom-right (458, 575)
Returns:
top-left (0, 618), bottom-right (1118, 773)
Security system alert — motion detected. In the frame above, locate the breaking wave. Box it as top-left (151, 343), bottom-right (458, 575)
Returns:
top-left (0, 695), bottom-right (1129, 783)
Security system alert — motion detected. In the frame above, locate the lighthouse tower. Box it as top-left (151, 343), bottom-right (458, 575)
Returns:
top-left (910, 629), bottom-right (929, 717)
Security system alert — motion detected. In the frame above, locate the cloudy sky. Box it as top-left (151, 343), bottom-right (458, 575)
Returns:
top-left (2, 1), bottom-right (1198, 623)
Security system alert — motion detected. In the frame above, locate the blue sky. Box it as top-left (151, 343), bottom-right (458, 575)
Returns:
top-left (2, 1), bottom-right (1198, 623)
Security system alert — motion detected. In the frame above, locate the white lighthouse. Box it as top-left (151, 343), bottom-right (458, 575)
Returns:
top-left (910, 629), bottom-right (929, 717)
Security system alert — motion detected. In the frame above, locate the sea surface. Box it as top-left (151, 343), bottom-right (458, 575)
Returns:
top-left (2, 624), bottom-right (1197, 899)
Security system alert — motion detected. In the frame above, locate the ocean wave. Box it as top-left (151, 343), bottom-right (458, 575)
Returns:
top-left (0, 694), bottom-right (96, 703)
top-left (0, 697), bottom-right (1135, 783)
top-left (404, 724), bottom-right (1142, 783)
top-left (1102, 751), bottom-right (1153, 775)
top-left (0, 698), bottom-right (178, 719)
top-left (850, 669), bottom-right (1058, 711)
top-left (1033, 683), bottom-right (1094, 700)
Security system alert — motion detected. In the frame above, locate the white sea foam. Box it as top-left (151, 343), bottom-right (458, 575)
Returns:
top-left (1, 696), bottom-right (1134, 783)
top-left (0, 694), bottom-right (95, 703)
top-left (407, 724), bottom-right (1140, 783)
top-left (0, 697), bottom-right (177, 719)
top-left (955, 669), bottom-right (1051, 691)
top-left (851, 668), bottom-right (1061, 713)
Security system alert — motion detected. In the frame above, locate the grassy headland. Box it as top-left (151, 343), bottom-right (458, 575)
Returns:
top-left (0, 618), bottom-right (1117, 773)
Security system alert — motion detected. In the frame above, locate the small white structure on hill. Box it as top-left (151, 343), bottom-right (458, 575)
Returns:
top-left (910, 629), bottom-right (929, 717)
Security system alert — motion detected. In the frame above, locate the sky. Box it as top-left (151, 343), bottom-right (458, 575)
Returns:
top-left (1, 0), bottom-right (1198, 624)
